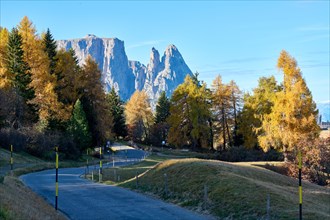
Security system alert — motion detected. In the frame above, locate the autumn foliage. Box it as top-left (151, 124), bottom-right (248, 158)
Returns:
top-left (0, 17), bottom-right (328, 186)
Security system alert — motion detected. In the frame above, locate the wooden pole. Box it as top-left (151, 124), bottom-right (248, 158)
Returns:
top-left (55, 146), bottom-right (59, 211)
top-left (99, 147), bottom-right (102, 182)
top-left (86, 149), bottom-right (89, 173)
top-left (10, 145), bottom-right (13, 170)
top-left (298, 150), bottom-right (302, 220)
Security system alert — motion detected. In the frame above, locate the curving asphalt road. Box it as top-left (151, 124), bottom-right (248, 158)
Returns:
top-left (20, 147), bottom-right (212, 220)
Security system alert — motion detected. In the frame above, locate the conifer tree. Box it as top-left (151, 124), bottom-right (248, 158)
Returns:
top-left (125, 90), bottom-right (153, 142)
top-left (238, 76), bottom-right (280, 148)
top-left (155, 91), bottom-right (170, 124)
top-left (151, 91), bottom-right (171, 145)
top-left (18, 16), bottom-right (68, 127)
top-left (42, 28), bottom-right (57, 75)
top-left (68, 99), bottom-right (92, 151)
top-left (106, 88), bottom-right (127, 138)
top-left (81, 56), bottom-right (113, 145)
top-left (54, 49), bottom-right (82, 106)
top-left (6, 28), bottom-right (33, 100)
top-left (259, 50), bottom-right (319, 160)
top-left (211, 75), bottom-right (231, 150)
top-left (0, 27), bottom-right (11, 89)
top-left (168, 75), bottom-right (211, 149)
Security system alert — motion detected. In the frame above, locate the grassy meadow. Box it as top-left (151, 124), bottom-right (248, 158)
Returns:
top-left (100, 152), bottom-right (330, 219)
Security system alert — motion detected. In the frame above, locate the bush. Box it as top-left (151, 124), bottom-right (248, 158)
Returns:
top-left (0, 128), bottom-right (28, 151)
top-left (286, 138), bottom-right (330, 186)
top-left (218, 146), bottom-right (283, 162)
top-left (0, 127), bottom-right (80, 160)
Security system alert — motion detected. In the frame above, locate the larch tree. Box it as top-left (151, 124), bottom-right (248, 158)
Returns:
top-left (228, 80), bottom-right (242, 146)
top-left (167, 75), bottom-right (211, 150)
top-left (17, 16), bottom-right (68, 128)
top-left (81, 56), bottom-right (114, 145)
top-left (54, 49), bottom-right (82, 106)
top-left (0, 27), bottom-right (11, 89)
top-left (211, 75), bottom-right (232, 150)
top-left (259, 50), bottom-right (319, 161)
top-left (125, 90), bottom-right (153, 142)
top-left (238, 76), bottom-right (281, 148)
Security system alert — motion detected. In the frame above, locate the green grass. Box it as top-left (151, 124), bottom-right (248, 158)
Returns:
top-left (91, 155), bottom-right (165, 184)
top-left (110, 158), bottom-right (330, 219)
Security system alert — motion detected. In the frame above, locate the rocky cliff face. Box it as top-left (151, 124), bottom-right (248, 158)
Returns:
top-left (57, 35), bottom-right (192, 105)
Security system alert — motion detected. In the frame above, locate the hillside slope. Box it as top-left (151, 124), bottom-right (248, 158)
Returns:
top-left (120, 158), bottom-right (330, 219)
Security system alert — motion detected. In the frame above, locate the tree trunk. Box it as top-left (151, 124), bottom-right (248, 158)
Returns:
top-left (221, 106), bottom-right (226, 151)
top-left (225, 118), bottom-right (232, 147)
top-left (283, 145), bottom-right (289, 162)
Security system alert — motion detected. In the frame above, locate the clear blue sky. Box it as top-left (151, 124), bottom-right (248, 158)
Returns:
top-left (1, 1), bottom-right (329, 103)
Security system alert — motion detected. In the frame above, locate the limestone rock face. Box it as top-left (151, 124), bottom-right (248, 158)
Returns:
top-left (129, 60), bottom-right (147, 91)
top-left (144, 44), bottom-right (192, 103)
top-left (57, 35), bottom-right (192, 105)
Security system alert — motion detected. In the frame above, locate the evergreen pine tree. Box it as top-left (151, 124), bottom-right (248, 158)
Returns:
top-left (155, 91), bottom-right (170, 124)
top-left (6, 28), bottom-right (34, 100)
top-left (42, 28), bottom-right (57, 75)
top-left (68, 99), bottom-right (92, 151)
top-left (106, 88), bottom-right (127, 138)
top-left (151, 91), bottom-right (171, 145)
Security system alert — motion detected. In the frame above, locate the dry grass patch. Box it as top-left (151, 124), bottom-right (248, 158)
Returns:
top-left (120, 158), bottom-right (330, 219)
top-left (0, 175), bottom-right (66, 220)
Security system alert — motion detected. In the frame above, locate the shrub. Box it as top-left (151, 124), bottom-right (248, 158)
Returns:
top-left (0, 128), bottom-right (28, 151)
top-left (0, 127), bottom-right (80, 160)
top-left (218, 146), bottom-right (283, 162)
top-left (286, 138), bottom-right (330, 186)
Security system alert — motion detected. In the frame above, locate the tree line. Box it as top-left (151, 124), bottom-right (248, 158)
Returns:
top-left (0, 17), bottom-right (114, 158)
top-left (0, 17), bottom-right (328, 185)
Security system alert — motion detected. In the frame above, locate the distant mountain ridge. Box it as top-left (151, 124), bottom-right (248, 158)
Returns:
top-left (317, 102), bottom-right (330, 122)
top-left (56, 34), bottom-right (192, 104)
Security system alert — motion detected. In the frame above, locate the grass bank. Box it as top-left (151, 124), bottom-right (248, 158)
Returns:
top-left (101, 154), bottom-right (329, 219)
top-left (0, 147), bottom-right (92, 219)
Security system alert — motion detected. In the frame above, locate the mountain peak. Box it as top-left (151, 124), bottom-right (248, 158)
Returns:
top-left (166, 44), bottom-right (178, 51)
top-left (164, 44), bottom-right (181, 58)
top-left (56, 36), bottom-right (192, 105)
top-left (85, 34), bottom-right (98, 38)
top-left (148, 47), bottom-right (161, 73)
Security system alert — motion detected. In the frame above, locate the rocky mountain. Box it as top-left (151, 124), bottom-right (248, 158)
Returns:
top-left (56, 34), bottom-right (192, 105)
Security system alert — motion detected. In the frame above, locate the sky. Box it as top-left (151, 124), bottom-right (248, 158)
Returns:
top-left (1, 0), bottom-right (329, 103)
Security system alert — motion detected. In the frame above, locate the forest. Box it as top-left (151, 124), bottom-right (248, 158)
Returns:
top-left (0, 17), bottom-right (329, 185)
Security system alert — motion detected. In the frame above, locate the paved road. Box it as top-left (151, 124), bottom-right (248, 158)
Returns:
top-left (20, 147), bottom-right (212, 220)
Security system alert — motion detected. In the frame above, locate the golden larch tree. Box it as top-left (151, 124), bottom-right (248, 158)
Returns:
top-left (211, 75), bottom-right (232, 150)
top-left (0, 27), bottom-right (11, 89)
top-left (125, 90), bottom-right (153, 142)
top-left (259, 50), bottom-right (319, 160)
top-left (80, 56), bottom-right (114, 145)
top-left (167, 75), bottom-right (211, 149)
top-left (17, 16), bottom-right (69, 127)
top-left (239, 76), bottom-right (280, 148)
